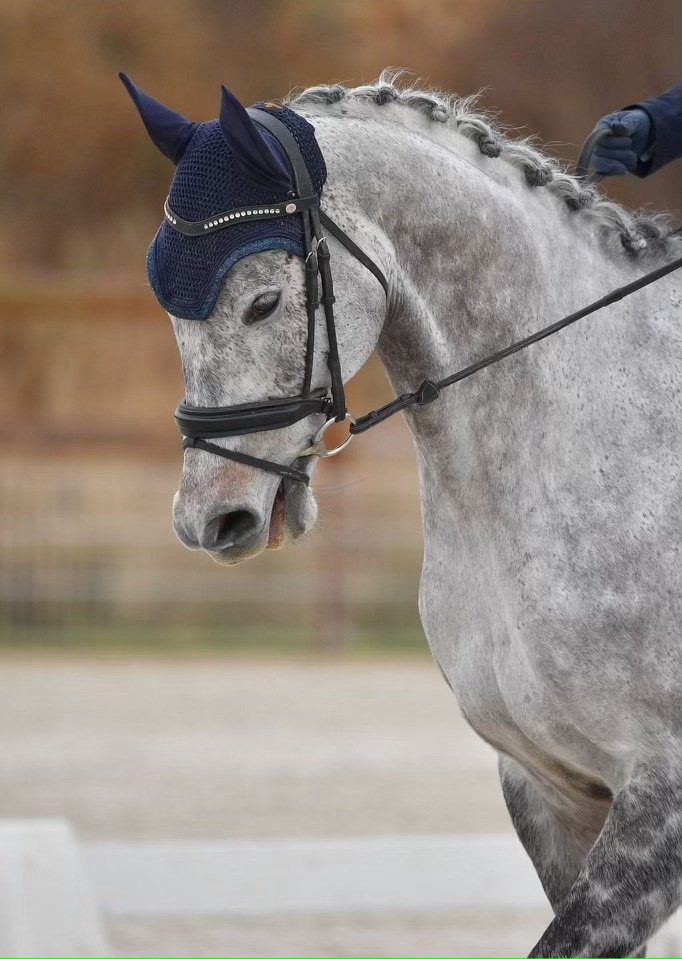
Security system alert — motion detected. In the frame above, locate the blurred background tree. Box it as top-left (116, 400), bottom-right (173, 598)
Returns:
top-left (0, 0), bottom-right (679, 273)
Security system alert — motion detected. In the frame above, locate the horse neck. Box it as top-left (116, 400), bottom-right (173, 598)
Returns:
top-left (323, 111), bottom-right (641, 475)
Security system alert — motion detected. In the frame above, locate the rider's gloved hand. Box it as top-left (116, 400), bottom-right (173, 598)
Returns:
top-left (591, 108), bottom-right (654, 176)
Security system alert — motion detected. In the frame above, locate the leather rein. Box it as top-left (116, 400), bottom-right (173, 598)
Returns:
top-left (173, 121), bottom-right (682, 484)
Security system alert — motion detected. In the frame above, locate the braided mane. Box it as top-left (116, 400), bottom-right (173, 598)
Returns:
top-left (287, 70), bottom-right (680, 260)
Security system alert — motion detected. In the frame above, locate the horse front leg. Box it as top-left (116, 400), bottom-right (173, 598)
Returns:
top-left (499, 756), bottom-right (608, 911)
top-left (529, 762), bottom-right (682, 958)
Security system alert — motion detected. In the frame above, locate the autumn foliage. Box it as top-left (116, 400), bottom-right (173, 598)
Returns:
top-left (0, 0), bottom-right (679, 275)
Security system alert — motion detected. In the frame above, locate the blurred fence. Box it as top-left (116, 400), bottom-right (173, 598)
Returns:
top-left (0, 449), bottom-right (424, 650)
top-left (0, 283), bottom-right (425, 651)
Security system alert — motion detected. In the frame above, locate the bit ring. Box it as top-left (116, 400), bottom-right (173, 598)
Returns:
top-left (304, 413), bottom-right (357, 459)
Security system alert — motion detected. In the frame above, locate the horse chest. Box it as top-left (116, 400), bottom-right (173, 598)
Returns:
top-left (433, 629), bottom-right (620, 796)
top-left (418, 558), bottom-right (632, 789)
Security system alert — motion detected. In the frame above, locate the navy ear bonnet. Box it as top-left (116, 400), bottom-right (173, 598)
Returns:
top-left (121, 75), bottom-right (327, 321)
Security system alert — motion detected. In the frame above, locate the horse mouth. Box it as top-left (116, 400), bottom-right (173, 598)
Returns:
top-left (266, 482), bottom-right (287, 550)
top-left (201, 471), bottom-right (315, 566)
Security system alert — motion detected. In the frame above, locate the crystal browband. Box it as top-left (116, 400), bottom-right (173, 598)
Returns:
top-left (163, 194), bottom-right (319, 236)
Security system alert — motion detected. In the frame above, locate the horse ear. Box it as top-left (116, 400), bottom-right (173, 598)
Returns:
top-left (119, 73), bottom-right (198, 164)
top-left (219, 86), bottom-right (292, 193)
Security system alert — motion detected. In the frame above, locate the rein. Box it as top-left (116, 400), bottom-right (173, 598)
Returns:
top-left (350, 255), bottom-right (682, 436)
top-left (351, 127), bottom-right (681, 435)
top-left (173, 121), bottom-right (682, 482)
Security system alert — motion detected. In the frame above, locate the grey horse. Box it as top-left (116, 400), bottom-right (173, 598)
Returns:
top-left (129, 72), bottom-right (682, 957)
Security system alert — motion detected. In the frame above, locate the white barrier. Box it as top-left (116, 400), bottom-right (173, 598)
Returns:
top-left (84, 835), bottom-right (682, 957)
top-left (0, 820), bottom-right (111, 958)
top-left (86, 834), bottom-right (547, 916)
top-left (1, 822), bottom-right (681, 957)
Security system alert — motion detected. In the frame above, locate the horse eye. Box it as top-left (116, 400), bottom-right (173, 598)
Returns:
top-left (245, 291), bottom-right (281, 324)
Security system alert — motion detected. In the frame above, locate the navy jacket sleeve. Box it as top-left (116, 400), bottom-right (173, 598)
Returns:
top-left (627, 83), bottom-right (682, 177)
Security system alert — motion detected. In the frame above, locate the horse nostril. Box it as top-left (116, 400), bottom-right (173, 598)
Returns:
top-left (201, 509), bottom-right (260, 550)
top-left (217, 509), bottom-right (256, 543)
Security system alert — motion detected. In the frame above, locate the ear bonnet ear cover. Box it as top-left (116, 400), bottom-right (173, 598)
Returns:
top-left (147, 105), bottom-right (327, 321)
top-left (119, 73), bottom-right (198, 163)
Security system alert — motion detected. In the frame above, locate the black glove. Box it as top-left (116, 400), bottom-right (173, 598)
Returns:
top-left (591, 109), bottom-right (654, 176)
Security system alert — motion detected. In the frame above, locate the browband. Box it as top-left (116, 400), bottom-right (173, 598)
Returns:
top-left (164, 194), bottom-right (319, 236)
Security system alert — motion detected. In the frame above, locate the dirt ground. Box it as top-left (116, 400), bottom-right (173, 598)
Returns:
top-left (0, 655), bottom-right (510, 841)
top-left (0, 655), bottom-right (676, 957)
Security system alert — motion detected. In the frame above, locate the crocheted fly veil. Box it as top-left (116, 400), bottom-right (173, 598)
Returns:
top-left (120, 75), bottom-right (327, 321)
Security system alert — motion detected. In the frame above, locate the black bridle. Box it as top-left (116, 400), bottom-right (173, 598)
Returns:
top-left (174, 108), bottom-right (388, 485)
top-left (173, 119), bottom-right (682, 484)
